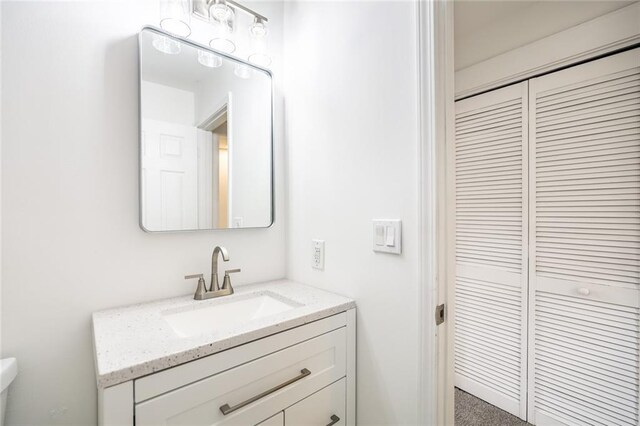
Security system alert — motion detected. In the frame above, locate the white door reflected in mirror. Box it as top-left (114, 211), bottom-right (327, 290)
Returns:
top-left (139, 28), bottom-right (273, 232)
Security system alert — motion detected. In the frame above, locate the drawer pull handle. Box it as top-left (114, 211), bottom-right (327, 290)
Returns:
top-left (327, 414), bottom-right (340, 425)
top-left (577, 288), bottom-right (590, 296)
top-left (219, 368), bottom-right (311, 415)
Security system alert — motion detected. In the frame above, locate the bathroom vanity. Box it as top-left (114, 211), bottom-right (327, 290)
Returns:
top-left (92, 280), bottom-right (356, 426)
top-left (111, 26), bottom-right (358, 425)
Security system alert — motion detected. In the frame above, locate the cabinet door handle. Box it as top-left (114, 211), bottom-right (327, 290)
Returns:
top-left (219, 368), bottom-right (311, 415)
top-left (327, 414), bottom-right (340, 425)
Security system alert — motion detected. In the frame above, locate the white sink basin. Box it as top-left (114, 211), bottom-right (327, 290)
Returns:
top-left (162, 292), bottom-right (301, 338)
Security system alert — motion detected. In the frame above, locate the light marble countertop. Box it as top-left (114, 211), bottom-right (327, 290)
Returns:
top-left (92, 279), bottom-right (355, 389)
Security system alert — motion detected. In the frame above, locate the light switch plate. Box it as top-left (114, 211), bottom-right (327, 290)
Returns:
top-left (312, 239), bottom-right (325, 270)
top-left (372, 220), bottom-right (402, 254)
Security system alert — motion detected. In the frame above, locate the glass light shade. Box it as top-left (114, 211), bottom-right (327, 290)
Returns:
top-left (250, 19), bottom-right (268, 38)
top-left (248, 53), bottom-right (271, 67)
top-left (249, 19), bottom-right (270, 68)
top-left (208, 10), bottom-right (235, 54)
top-left (209, 38), bottom-right (236, 53)
top-left (234, 64), bottom-right (251, 79)
top-left (198, 50), bottom-right (222, 68)
top-left (210, 1), bottom-right (233, 22)
top-left (159, 0), bottom-right (191, 37)
top-left (152, 34), bottom-right (181, 54)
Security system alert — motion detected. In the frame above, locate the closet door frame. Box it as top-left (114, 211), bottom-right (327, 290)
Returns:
top-left (442, 7), bottom-right (640, 424)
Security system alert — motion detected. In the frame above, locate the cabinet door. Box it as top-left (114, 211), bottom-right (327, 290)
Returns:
top-left (528, 47), bottom-right (640, 426)
top-left (285, 379), bottom-right (346, 426)
top-left (257, 412), bottom-right (283, 426)
top-left (453, 81), bottom-right (529, 420)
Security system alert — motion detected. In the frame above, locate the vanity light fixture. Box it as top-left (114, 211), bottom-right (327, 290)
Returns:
top-left (196, 0), bottom-right (271, 67)
top-left (159, 0), bottom-right (192, 37)
top-left (155, 0), bottom-right (271, 67)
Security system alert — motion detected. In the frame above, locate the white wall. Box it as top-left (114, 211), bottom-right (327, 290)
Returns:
top-left (0, 1), bottom-right (285, 425)
top-left (283, 2), bottom-right (421, 424)
top-left (454, 0), bottom-right (635, 70)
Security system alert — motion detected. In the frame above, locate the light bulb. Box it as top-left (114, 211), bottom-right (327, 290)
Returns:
top-left (198, 50), bottom-right (222, 68)
top-left (209, 38), bottom-right (236, 54)
top-left (250, 18), bottom-right (268, 38)
top-left (210, 1), bottom-right (233, 22)
top-left (152, 34), bottom-right (181, 54)
top-left (234, 64), bottom-right (251, 79)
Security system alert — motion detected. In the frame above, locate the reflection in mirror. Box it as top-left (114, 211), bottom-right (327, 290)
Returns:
top-left (139, 28), bottom-right (273, 232)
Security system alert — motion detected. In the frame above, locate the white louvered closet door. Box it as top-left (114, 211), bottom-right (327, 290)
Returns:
top-left (454, 82), bottom-right (529, 420)
top-left (528, 48), bottom-right (640, 426)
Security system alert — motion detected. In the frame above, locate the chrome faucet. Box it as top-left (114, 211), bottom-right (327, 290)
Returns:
top-left (185, 246), bottom-right (241, 300)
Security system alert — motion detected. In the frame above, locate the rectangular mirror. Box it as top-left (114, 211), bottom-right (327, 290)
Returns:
top-left (139, 27), bottom-right (273, 232)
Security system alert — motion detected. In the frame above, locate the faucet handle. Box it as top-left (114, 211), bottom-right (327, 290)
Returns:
top-left (185, 274), bottom-right (207, 300)
top-left (221, 268), bottom-right (241, 292)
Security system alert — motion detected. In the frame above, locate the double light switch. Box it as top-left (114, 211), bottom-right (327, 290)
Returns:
top-left (372, 220), bottom-right (402, 254)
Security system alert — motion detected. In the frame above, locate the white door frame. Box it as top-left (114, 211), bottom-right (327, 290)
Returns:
top-left (197, 92), bottom-right (234, 227)
top-left (417, 0), bottom-right (455, 424)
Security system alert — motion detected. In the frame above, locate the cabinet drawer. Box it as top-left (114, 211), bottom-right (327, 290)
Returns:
top-left (135, 328), bottom-right (346, 426)
top-left (286, 379), bottom-right (346, 426)
top-left (135, 313), bottom-right (347, 403)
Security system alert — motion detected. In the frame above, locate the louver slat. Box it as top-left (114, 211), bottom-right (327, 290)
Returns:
top-left (529, 48), bottom-right (640, 426)
top-left (454, 82), bottom-right (528, 419)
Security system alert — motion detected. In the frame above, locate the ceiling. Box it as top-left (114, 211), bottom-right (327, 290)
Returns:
top-left (454, 0), bottom-right (636, 70)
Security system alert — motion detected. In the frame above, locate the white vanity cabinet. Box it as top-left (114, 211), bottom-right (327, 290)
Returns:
top-left (98, 310), bottom-right (356, 426)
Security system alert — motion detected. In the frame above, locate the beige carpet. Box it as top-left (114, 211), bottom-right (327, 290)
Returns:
top-left (455, 388), bottom-right (532, 426)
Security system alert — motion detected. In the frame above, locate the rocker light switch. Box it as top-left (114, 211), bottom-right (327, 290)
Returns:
top-left (372, 220), bottom-right (402, 254)
top-left (375, 225), bottom-right (385, 246)
top-left (385, 226), bottom-right (395, 247)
